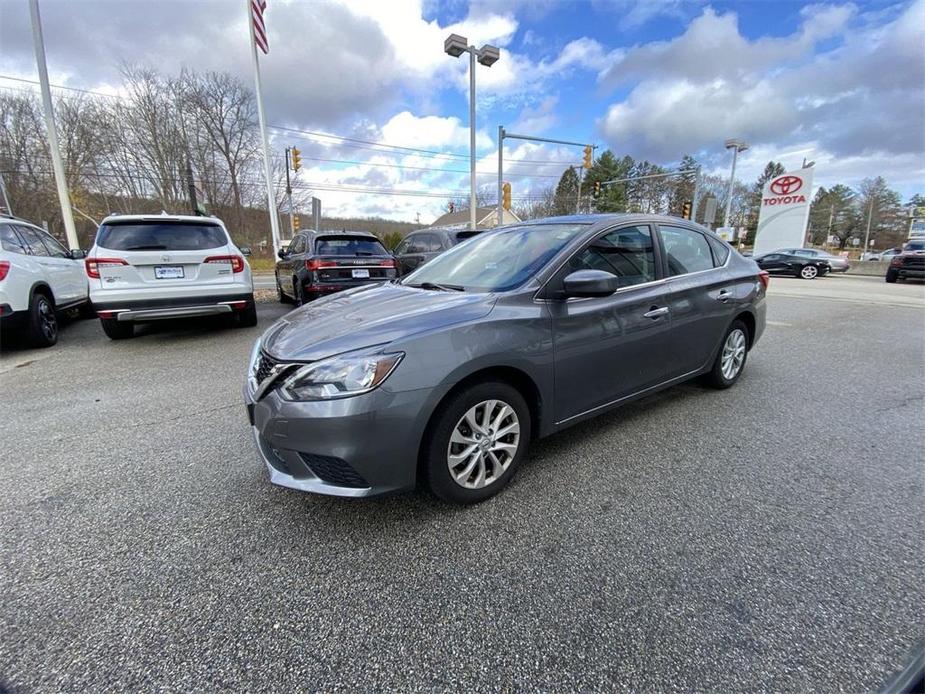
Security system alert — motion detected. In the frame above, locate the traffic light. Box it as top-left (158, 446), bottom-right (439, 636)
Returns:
top-left (582, 145), bottom-right (593, 169)
top-left (594, 181), bottom-right (601, 197)
top-left (502, 182), bottom-right (512, 211)
top-left (291, 147), bottom-right (302, 171)
top-left (681, 201), bottom-right (692, 219)
top-left (293, 215), bottom-right (300, 231)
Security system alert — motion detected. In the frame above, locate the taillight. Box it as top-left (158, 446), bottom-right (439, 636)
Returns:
top-left (306, 259), bottom-right (337, 271)
top-left (0, 260), bottom-right (10, 281)
top-left (758, 270), bottom-right (770, 289)
top-left (204, 255), bottom-right (245, 273)
top-left (379, 259), bottom-right (396, 268)
top-left (85, 257), bottom-right (128, 279)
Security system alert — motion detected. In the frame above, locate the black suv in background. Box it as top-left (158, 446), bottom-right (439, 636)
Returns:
top-left (885, 239), bottom-right (925, 283)
top-left (275, 230), bottom-right (396, 305)
top-left (393, 227), bottom-right (483, 276)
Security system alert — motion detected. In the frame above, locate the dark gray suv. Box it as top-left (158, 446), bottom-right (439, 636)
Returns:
top-left (244, 214), bottom-right (767, 504)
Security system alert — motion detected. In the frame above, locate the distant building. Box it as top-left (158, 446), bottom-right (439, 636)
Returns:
top-left (430, 206), bottom-right (520, 230)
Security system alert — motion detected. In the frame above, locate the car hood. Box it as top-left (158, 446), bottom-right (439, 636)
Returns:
top-left (262, 283), bottom-right (496, 361)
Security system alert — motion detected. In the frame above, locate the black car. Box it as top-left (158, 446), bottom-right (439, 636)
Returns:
top-left (885, 239), bottom-right (925, 283)
top-left (393, 227), bottom-right (483, 276)
top-left (275, 230), bottom-right (396, 305)
top-left (754, 251), bottom-right (830, 279)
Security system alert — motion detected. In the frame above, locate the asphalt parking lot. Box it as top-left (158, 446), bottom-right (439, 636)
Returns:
top-left (2, 276), bottom-right (923, 692)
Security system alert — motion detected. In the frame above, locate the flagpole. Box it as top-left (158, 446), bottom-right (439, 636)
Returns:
top-left (29, 0), bottom-right (79, 251)
top-left (246, 0), bottom-right (281, 257)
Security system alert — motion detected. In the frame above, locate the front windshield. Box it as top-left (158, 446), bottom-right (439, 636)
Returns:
top-left (401, 223), bottom-right (588, 292)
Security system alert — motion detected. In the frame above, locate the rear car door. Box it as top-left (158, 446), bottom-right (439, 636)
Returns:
top-left (37, 229), bottom-right (86, 302)
top-left (16, 225), bottom-right (79, 303)
top-left (548, 223), bottom-right (671, 423)
top-left (657, 224), bottom-right (736, 379)
top-left (757, 253), bottom-right (788, 273)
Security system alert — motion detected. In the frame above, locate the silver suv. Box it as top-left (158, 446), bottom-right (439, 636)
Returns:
top-left (87, 214), bottom-right (256, 340)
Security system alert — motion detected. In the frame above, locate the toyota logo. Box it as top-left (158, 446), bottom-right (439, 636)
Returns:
top-left (770, 175), bottom-right (803, 195)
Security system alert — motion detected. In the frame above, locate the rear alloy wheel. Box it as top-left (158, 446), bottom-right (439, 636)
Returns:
top-left (28, 292), bottom-right (58, 348)
top-left (100, 317), bottom-right (134, 340)
top-left (704, 320), bottom-right (748, 389)
top-left (424, 381), bottom-right (531, 504)
top-left (800, 265), bottom-right (819, 280)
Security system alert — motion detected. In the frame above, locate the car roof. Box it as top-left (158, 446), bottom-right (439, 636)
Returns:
top-left (501, 213), bottom-right (725, 239)
top-left (100, 213), bottom-right (227, 226)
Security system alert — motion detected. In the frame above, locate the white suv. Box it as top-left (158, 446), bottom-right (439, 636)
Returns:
top-left (86, 213), bottom-right (257, 340)
top-left (0, 217), bottom-right (90, 347)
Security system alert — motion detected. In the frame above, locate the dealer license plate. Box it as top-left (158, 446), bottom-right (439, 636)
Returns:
top-left (155, 266), bottom-right (184, 279)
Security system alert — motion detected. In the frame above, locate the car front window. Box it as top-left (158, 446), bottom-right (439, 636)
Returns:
top-left (401, 223), bottom-right (588, 292)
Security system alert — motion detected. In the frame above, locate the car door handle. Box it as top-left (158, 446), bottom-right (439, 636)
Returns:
top-left (644, 306), bottom-right (669, 319)
top-left (716, 289), bottom-right (732, 302)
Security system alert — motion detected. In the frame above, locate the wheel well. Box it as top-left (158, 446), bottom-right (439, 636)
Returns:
top-left (735, 311), bottom-right (756, 349)
top-left (30, 282), bottom-right (54, 305)
top-left (417, 366), bottom-right (543, 482)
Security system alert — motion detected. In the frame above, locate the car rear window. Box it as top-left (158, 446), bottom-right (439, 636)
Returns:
top-left (95, 222), bottom-right (228, 251)
top-left (315, 236), bottom-right (387, 256)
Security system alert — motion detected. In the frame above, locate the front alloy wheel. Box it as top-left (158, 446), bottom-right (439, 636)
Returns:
top-left (800, 265), bottom-right (819, 279)
top-left (447, 399), bottom-right (521, 490)
top-left (424, 381), bottom-right (531, 504)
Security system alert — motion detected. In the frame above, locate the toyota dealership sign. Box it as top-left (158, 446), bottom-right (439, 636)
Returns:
top-left (753, 168), bottom-right (814, 255)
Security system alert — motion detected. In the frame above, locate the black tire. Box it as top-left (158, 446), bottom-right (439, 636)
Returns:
top-left (100, 317), bottom-right (134, 340)
top-left (704, 319), bottom-right (749, 389)
top-left (885, 270), bottom-right (898, 283)
top-left (422, 381), bottom-right (532, 504)
top-left (276, 273), bottom-right (293, 304)
top-left (238, 296), bottom-right (258, 327)
top-left (27, 291), bottom-right (58, 348)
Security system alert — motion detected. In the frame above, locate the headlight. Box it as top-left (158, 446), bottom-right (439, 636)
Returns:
top-left (280, 351), bottom-right (404, 401)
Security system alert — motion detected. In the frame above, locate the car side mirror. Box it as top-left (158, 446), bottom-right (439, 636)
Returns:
top-left (240, 246), bottom-right (252, 257)
top-left (277, 249), bottom-right (288, 259)
top-left (562, 269), bottom-right (620, 298)
top-left (69, 249), bottom-right (87, 259)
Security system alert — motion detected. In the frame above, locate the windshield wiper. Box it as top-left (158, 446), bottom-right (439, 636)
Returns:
top-left (406, 281), bottom-right (465, 292)
top-left (125, 244), bottom-right (168, 250)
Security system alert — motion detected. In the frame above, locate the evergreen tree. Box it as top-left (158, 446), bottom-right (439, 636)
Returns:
top-left (553, 166), bottom-right (580, 216)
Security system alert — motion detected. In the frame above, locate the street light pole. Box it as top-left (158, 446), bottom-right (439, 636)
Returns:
top-left (444, 35), bottom-right (500, 232)
top-left (863, 200), bottom-right (874, 257)
top-left (468, 48), bottom-right (477, 232)
top-left (497, 126), bottom-right (504, 228)
top-left (723, 138), bottom-right (748, 229)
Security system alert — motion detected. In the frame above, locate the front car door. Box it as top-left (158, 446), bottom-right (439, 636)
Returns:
top-left (756, 253), bottom-right (789, 274)
top-left (547, 223), bottom-right (672, 424)
top-left (396, 233), bottom-right (427, 275)
top-left (278, 234), bottom-right (304, 294)
top-left (656, 224), bottom-right (737, 379)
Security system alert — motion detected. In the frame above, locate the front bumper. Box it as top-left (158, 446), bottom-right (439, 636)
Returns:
top-left (244, 376), bottom-right (432, 498)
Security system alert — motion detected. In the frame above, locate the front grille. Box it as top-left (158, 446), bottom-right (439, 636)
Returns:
top-left (255, 352), bottom-right (278, 384)
top-left (901, 256), bottom-right (925, 269)
top-left (299, 453), bottom-right (369, 488)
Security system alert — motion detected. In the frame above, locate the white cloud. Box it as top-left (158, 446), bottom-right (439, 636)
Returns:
top-left (380, 111), bottom-right (493, 151)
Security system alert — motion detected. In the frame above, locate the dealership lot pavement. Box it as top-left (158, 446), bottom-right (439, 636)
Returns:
top-left (2, 281), bottom-right (923, 692)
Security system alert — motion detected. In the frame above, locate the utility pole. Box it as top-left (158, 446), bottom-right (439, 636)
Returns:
top-left (863, 200), bottom-right (874, 258)
top-left (826, 204), bottom-right (835, 248)
top-left (29, 0), bottom-right (78, 250)
top-left (185, 161), bottom-right (199, 215)
top-left (0, 171), bottom-right (12, 216)
top-left (575, 166), bottom-right (583, 215)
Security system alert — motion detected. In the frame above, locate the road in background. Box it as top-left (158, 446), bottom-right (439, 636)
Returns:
top-left (768, 274), bottom-right (925, 308)
top-left (1, 284), bottom-right (923, 691)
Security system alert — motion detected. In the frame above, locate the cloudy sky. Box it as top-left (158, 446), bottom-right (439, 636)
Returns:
top-left (1, 0), bottom-right (923, 222)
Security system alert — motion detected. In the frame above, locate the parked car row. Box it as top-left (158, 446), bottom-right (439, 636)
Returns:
top-left (274, 226), bottom-right (484, 306)
top-left (1, 212), bottom-right (256, 347)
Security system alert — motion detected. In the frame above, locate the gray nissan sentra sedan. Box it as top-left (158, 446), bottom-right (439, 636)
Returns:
top-left (244, 214), bottom-right (767, 504)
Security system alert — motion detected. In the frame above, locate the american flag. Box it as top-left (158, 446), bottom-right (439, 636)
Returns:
top-left (251, 0), bottom-right (268, 54)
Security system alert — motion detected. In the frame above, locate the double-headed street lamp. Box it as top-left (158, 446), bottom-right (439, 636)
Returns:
top-left (445, 34), bottom-right (500, 231)
top-left (723, 138), bottom-right (748, 229)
